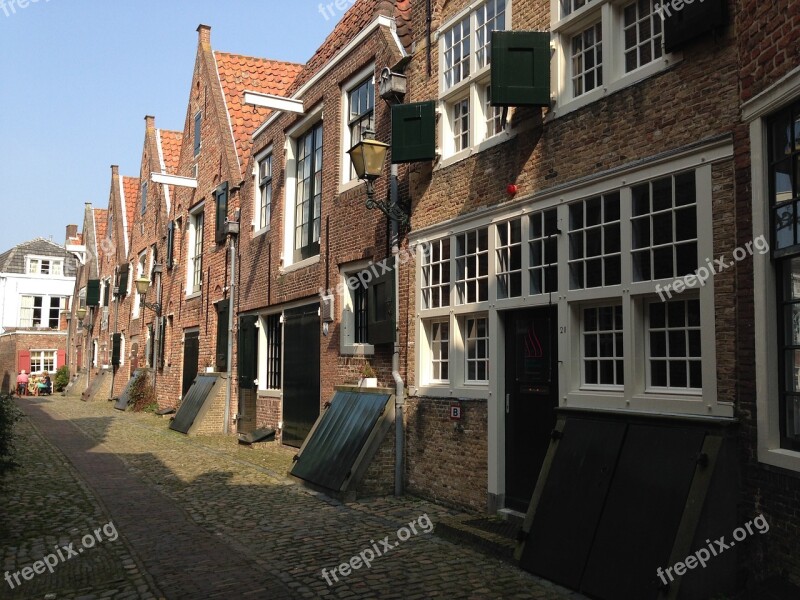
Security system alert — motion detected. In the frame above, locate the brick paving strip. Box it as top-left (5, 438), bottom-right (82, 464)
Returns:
top-left (18, 397), bottom-right (296, 599)
top-left (13, 395), bottom-right (583, 600)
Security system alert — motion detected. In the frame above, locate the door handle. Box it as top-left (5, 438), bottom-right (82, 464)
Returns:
top-left (506, 393), bottom-right (510, 414)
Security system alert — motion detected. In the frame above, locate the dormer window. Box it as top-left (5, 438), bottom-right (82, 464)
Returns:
top-left (27, 257), bottom-right (64, 277)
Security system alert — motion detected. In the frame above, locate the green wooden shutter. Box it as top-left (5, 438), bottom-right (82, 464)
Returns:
top-left (216, 300), bottom-right (229, 371)
top-left (664, 0), bottom-right (727, 53)
top-left (111, 333), bottom-right (121, 366)
top-left (391, 101), bottom-right (436, 164)
top-left (86, 279), bottom-right (101, 306)
top-left (166, 220), bottom-right (175, 269)
top-left (491, 31), bottom-right (551, 107)
top-left (367, 258), bottom-right (395, 345)
top-left (215, 182), bottom-right (229, 244)
top-left (116, 264), bottom-right (129, 298)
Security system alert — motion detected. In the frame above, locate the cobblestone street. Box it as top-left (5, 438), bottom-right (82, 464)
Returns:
top-left (1, 394), bottom-right (582, 599)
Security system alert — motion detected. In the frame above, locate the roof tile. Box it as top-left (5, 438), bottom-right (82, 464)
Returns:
top-left (158, 129), bottom-right (183, 175)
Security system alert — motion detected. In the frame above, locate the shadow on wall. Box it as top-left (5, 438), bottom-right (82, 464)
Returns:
top-left (2, 372), bottom-right (10, 395)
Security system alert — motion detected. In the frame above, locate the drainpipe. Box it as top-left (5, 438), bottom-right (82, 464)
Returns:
top-left (224, 214), bottom-right (239, 434)
top-left (109, 283), bottom-right (120, 397)
top-left (391, 164), bottom-right (405, 496)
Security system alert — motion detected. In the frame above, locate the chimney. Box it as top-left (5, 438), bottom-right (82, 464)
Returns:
top-left (145, 115), bottom-right (155, 130)
top-left (65, 224), bottom-right (78, 242)
top-left (111, 164), bottom-right (119, 176)
top-left (197, 24), bottom-right (211, 47)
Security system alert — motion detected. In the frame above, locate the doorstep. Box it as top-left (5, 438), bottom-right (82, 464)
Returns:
top-left (434, 513), bottom-right (521, 562)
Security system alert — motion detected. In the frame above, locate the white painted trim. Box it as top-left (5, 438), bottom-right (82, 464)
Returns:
top-left (340, 64), bottom-right (376, 187)
top-left (742, 65), bottom-right (800, 122)
top-left (150, 173), bottom-right (198, 189)
top-left (212, 52), bottom-right (242, 174)
top-left (244, 91), bottom-right (304, 114)
top-left (339, 259), bottom-right (376, 357)
top-left (155, 129), bottom-right (172, 214)
top-left (252, 15), bottom-right (406, 140)
top-left (118, 178), bottom-right (130, 258)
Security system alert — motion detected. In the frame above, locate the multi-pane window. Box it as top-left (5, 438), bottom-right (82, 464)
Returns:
top-left (190, 210), bottom-right (204, 294)
top-left (429, 320), bottom-right (450, 383)
top-left (353, 282), bottom-right (368, 344)
top-left (631, 172), bottom-right (698, 281)
top-left (28, 258), bottom-right (63, 276)
top-left (264, 314), bottom-right (282, 390)
top-left (422, 239), bottom-right (451, 309)
top-left (49, 297), bottom-right (63, 328)
top-left (464, 316), bottom-right (489, 382)
top-left (623, 0), bottom-right (663, 73)
top-left (647, 299), bottom-right (702, 390)
top-left (19, 296), bottom-right (62, 328)
top-left (571, 22), bottom-right (603, 97)
top-left (453, 99), bottom-right (470, 152)
top-left (583, 305), bottom-right (624, 386)
top-left (258, 154), bottom-right (273, 230)
top-left (456, 228), bottom-right (489, 304)
top-left (530, 208), bottom-right (559, 295)
top-left (560, 0), bottom-right (594, 18)
top-left (29, 350), bottom-right (56, 374)
top-left (496, 219), bottom-right (522, 299)
top-left (295, 123), bottom-right (323, 261)
top-left (440, 0), bottom-right (509, 157)
top-left (568, 193), bottom-right (621, 289)
top-left (768, 100), bottom-right (800, 250)
top-left (348, 78), bottom-right (375, 178)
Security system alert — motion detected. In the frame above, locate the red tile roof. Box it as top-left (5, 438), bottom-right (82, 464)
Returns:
top-left (158, 129), bottom-right (182, 175)
top-left (214, 52), bottom-right (303, 167)
top-left (93, 209), bottom-right (108, 245)
top-left (122, 176), bottom-right (140, 240)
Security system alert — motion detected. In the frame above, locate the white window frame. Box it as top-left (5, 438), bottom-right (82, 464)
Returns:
top-left (282, 106), bottom-right (324, 272)
top-left (253, 146), bottom-right (274, 236)
top-left (29, 349), bottom-right (57, 374)
top-left (26, 256), bottom-right (65, 277)
top-left (133, 251), bottom-right (146, 317)
top-left (437, 0), bottom-right (513, 166)
top-left (257, 312), bottom-right (283, 394)
top-left (187, 204), bottom-right (205, 296)
top-left (463, 314), bottom-right (490, 384)
top-left (549, 0), bottom-right (678, 120)
top-left (340, 260), bottom-right (375, 356)
top-left (747, 66), bottom-right (800, 472)
top-left (421, 318), bottom-right (451, 385)
top-left (340, 65), bottom-right (376, 190)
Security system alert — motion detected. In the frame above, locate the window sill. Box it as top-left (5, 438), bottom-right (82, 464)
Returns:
top-left (757, 447), bottom-right (800, 475)
top-left (185, 292), bottom-right (202, 301)
top-left (280, 254), bottom-right (320, 275)
top-left (341, 343), bottom-right (375, 357)
top-left (565, 390), bottom-right (734, 418)
top-left (437, 131), bottom-right (514, 170)
top-left (257, 390), bottom-right (282, 399)
top-left (338, 178), bottom-right (364, 195)
top-left (412, 385), bottom-right (489, 400)
top-left (252, 225), bottom-right (270, 240)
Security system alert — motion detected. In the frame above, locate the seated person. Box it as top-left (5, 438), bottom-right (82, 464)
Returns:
top-left (37, 372), bottom-right (52, 395)
top-left (16, 369), bottom-right (29, 395)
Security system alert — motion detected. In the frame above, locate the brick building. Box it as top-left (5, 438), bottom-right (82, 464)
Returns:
top-left (0, 234), bottom-right (76, 392)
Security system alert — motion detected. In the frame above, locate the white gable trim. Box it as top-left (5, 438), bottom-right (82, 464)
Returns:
top-left (155, 129), bottom-right (172, 214)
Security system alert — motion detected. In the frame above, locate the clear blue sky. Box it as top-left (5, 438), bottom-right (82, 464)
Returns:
top-left (0, 0), bottom-right (345, 250)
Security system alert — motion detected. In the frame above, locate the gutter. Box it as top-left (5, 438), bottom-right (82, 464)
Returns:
top-left (391, 165), bottom-right (405, 496)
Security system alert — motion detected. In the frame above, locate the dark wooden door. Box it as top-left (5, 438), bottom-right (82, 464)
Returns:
top-left (504, 306), bottom-right (559, 512)
top-left (237, 315), bottom-right (259, 434)
top-left (182, 331), bottom-right (199, 397)
top-left (282, 304), bottom-right (320, 448)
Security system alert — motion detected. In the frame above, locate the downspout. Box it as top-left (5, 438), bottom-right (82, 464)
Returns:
top-left (109, 280), bottom-right (120, 397)
top-left (224, 230), bottom-right (237, 434)
top-left (391, 165), bottom-right (405, 496)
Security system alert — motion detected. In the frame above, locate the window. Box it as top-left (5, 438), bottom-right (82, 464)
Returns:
top-left (188, 208), bottom-right (204, 294)
top-left (353, 284), bottom-right (368, 344)
top-left (347, 77), bottom-right (375, 180)
top-left (294, 123), bottom-right (323, 261)
top-left (647, 298), bottom-right (701, 390)
top-left (464, 316), bottom-right (489, 382)
top-left (440, 0), bottom-right (509, 158)
top-left (582, 305), bottom-right (624, 386)
top-left (568, 192), bottom-right (621, 289)
top-left (530, 208), bottom-right (559, 295)
top-left (27, 257), bottom-right (64, 276)
top-left (257, 153), bottom-right (273, 231)
top-left (428, 320), bottom-right (450, 383)
top-left (456, 228), bottom-right (489, 304)
top-left (19, 296), bottom-right (63, 329)
top-left (215, 182), bottom-right (229, 244)
top-left (340, 262), bottom-right (376, 355)
top-left (133, 252), bottom-right (146, 318)
top-left (496, 219), bottom-right (522, 299)
top-left (194, 112), bottom-right (202, 156)
top-left (422, 239), bottom-right (451, 309)
top-left (19, 296), bottom-right (41, 327)
top-left (263, 314), bottom-right (282, 390)
top-left (551, 0), bottom-right (672, 116)
top-left (29, 350), bottom-right (57, 374)
top-left (140, 181), bottom-right (148, 215)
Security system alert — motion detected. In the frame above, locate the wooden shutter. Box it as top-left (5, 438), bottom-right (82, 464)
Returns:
top-left (664, 0), bottom-right (727, 53)
top-left (57, 349), bottom-right (66, 370)
top-left (238, 315), bottom-right (259, 388)
top-left (159, 318), bottom-right (166, 369)
top-left (216, 300), bottom-right (229, 371)
top-left (367, 258), bottom-right (395, 345)
top-left (491, 31), bottom-right (551, 107)
top-left (18, 350), bottom-right (31, 373)
top-left (215, 182), bottom-right (229, 244)
top-left (86, 279), bottom-right (101, 306)
top-left (116, 264), bottom-right (129, 298)
top-left (166, 220), bottom-right (175, 269)
top-left (391, 101), bottom-right (436, 164)
top-left (111, 333), bottom-right (122, 366)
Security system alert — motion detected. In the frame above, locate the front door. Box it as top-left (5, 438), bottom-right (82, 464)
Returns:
top-left (282, 304), bottom-right (320, 448)
top-left (237, 315), bottom-right (258, 434)
top-left (504, 306), bottom-right (559, 512)
top-left (182, 330), bottom-right (199, 397)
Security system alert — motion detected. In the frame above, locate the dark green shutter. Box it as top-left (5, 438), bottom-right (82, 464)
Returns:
top-left (111, 333), bottom-right (121, 366)
top-left (86, 279), bottom-right (101, 306)
top-left (664, 0), bottom-right (727, 53)
top-left (215, 182), bottom-right (229, 244)
top-left (391, 101), bottom-right (436, 164)
top-left (117, 264), bottom-right (129, 298)
top-left (491, 31), bottom-right (551, 107)
top-left (166, 220), bottom-right (175, 269)
top-left (216, 300), bottom-right (229, 371)
top-left (238, 315), bottom-right (259, 387)
top-left (367, 258), bottom-right (395, 345)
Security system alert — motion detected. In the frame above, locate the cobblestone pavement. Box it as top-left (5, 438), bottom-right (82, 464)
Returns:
top-left (3, 394), bottom-right (585, 600)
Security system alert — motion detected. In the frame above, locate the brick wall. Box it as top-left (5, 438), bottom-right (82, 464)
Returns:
top-left (0, 332), bottom-right (68, 394)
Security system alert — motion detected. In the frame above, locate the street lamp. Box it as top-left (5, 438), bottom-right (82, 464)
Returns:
top-left (348, 130), bottom-right (408, 224)
top-left (76, 307), bottom-right (87, 320)
top-left (134, 276), bottom-right (162, 315)
top-left (135, 271), bottom-right (163, 393)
